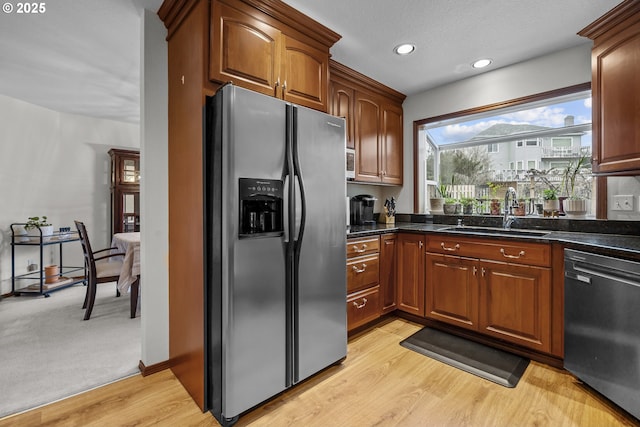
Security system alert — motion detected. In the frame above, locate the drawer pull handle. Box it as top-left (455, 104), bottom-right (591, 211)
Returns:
top-left (500, 248), bottom-right (525, 259)
top-left (352, 298), bottom-right (368, 309)
top-left (440, 242), bottom-right (460, 252)
top-left (352, 263), bottom-right (367, 273)
top-left (352, 244), bottom-right (367, 253)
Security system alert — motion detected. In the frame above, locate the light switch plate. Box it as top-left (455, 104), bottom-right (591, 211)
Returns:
top-left (612, 195), bottom-right (634, 211)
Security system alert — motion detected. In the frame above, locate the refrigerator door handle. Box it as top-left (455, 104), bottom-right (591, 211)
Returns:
top-left (292, 108), bottom-right (307, 246)
top-left (282, 174), bottom-right (290, 243)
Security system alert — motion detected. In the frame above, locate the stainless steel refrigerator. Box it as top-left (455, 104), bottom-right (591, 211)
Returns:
top-left (204, 84), bottom-right (347, 426)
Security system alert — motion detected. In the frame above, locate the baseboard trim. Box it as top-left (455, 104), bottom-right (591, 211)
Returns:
top-left (139, 359), bottom-right (172, 376)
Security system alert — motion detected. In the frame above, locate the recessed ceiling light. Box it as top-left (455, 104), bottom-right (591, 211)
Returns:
top-left (472, 58), bottom-right (492, 69)
top-left (394, 43), bottom-right (415, 55)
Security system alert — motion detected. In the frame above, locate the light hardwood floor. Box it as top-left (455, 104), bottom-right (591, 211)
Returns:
top-left (2, 318), bottom-right (638, 427)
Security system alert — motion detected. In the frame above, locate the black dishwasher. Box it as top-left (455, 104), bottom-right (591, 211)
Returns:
top-left (564, 249), bottom-right (640, 421)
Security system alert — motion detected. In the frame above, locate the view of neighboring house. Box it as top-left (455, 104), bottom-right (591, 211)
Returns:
top-left (482, 116), bottom-right (590, 183)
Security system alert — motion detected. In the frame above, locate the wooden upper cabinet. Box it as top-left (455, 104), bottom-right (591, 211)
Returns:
top-left (329, 60), bottom-right (405, 184)
top-left (355, 93), bottom-right (382, 182)
top-left (281, 35), bottom-right (328, 111)
top-left (210, 0), bottom-right (338, 112)
top-left (381, 102), bottom-right (403, 184)
top-left (330, 80), bottom-right (355, 148)
top-left (211, 2), bottom-right (281, 96)
top-left (579, 1), bottom-right (640, 174)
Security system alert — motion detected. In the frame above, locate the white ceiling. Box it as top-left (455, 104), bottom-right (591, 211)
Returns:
top-left (0, 0), bottom-right (622, 123)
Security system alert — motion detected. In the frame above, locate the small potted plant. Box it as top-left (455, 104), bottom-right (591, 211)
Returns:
top-left (429, 183), bottom-right (448, 214)
top-left (513, 198), bottom-right (527, 216)
top-left (25, 216), bottom-right (54, 242)
top-left (460, 197), bottom-right (476, 215)
top-left (487, 182), bottom-right (502, 215)
top-left (561, 155), bottom-right (589, 218)
top-left (443, 197), bottom-right (460, 215)
top-left (542, 188), bottom-right (560, 214)
top-left (430, 177), bottom-right (455, 214)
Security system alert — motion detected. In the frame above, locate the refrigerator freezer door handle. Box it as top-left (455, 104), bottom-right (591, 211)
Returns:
top-left (292, 109), bottom-right (306, 246)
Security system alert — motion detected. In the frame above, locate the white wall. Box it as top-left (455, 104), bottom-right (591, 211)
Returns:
top-left (0, 95), bottom-right (139, 294)
top-left (398, 44), bottom-right (593, 213)
top-left (139, 8), bottom-right (169, 367)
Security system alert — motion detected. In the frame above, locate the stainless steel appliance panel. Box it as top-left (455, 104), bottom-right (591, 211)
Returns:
top-left (222, 86), bottom-right (288, 417)
top-left (564, 249), bottom-right (640, 421)
top-left (293, 105), bottom-right (347, 382)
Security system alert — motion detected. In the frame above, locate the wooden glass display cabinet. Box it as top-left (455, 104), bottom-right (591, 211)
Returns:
top-left (109, 148), bottom-right (140, 236)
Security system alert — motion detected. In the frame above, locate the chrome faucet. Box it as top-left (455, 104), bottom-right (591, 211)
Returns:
top-left (503, 186), bottom-right (518, 229)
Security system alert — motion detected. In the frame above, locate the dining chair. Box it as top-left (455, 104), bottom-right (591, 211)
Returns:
top-left (74, 220), bottom-right (125, 320)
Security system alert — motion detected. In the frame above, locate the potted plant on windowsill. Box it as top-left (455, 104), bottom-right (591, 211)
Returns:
top-left (542, 188), bottom-right (560, 214)
top-left (561, 155), bottom-right (589, 218)
top-left (24, 216), bottom-right (54, 242)
top-left (430, 177), bottom-right (455, 214)
top-left (460, 197), bottom-right (476, 215)
top-left (443, 197), bottom-right (460, 215)
top-left (487, 182), bottom-right (502, 215)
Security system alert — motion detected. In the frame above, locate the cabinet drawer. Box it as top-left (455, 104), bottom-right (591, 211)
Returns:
top-left (428, 235), bottom-right (550, 267)
top-left (347, 286), bottom-right (380, 331)
top-left (347, 236), bottom-right (380, 257)
top-left (347, 254), bottom-right (380, 293)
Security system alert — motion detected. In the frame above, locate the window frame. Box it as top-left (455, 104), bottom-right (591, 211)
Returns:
top-left (412, 82), bottom-right (598, 213)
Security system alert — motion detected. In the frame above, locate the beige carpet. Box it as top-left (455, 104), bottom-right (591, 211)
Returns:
top-left (0, 283), bottom-right (140, 417)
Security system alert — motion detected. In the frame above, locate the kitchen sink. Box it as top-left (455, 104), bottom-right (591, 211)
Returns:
top-left (441, 226), bottom-right (551, 238)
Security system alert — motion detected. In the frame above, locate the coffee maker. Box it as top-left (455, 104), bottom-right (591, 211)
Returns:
top-left (350, 194), bottom-right (377, 225)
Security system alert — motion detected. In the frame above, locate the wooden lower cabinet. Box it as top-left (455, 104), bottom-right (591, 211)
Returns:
top-left (346, 233), bottom-right (397, 331)
top-left (479, 260), bottom-right (551, 353)
top-left (426, 253), bottom-right (478, 330)
top-left (347, 235), bottom-right (381, 331)
top-left (379, 234), bottom-right (397, 314)
top-left (396, 234), bottom-right (425, 317)
top-left (425, 236), bottom-right (553, 354)
top-left (347, 286), bottom-right (381, 330)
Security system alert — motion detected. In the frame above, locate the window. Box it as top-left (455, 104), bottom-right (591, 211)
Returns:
top-left (517, 139), bottom-right (539, 147)
top-left (414, 85), bottom-right (594, 215)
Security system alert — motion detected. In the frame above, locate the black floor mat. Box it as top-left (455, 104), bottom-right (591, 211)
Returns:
top-left (400, 327), bottom-right (529, 388)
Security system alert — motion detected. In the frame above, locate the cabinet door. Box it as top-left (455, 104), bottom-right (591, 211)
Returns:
top-left (379, 234), bottom-right (397, 314)
top-left (425, 253), bottom-right (478, 331)
top-left (380, 102), bottom-right (403, 185)
top-left (591, 24), bottom-right (640, 174)
top-left (117, 155), bottom-right (140, 185)
top-left (479, 260), bottom-right (552, 353)
top-left (210, 2), bottom-right (281, 97)
top-left (396, 234), bottom-right (425, 316)
top-left (354, 93), bottom-right (381, 182)
top-left (330, 80), bottom-right (355, 149)
top-left (281, 35), bottom-right (328, 112)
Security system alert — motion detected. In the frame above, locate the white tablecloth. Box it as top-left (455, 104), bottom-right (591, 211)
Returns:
top-left (111, 232), bottom-right (140, 293)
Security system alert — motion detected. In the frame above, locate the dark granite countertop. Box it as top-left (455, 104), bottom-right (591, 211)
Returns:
top-left (347, 220), bottom-right (640, 261)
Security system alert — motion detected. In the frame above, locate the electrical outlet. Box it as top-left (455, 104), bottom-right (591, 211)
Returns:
top-left (612, 195), bottom-right (634, 211)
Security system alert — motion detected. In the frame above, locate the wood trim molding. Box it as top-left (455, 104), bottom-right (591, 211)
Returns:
top-left (239, 0), bottom-right (341, 47)
top-left (139, 359), bottom-right (172, 377)
top-left (412, 120), bottom-right (420, 213)
top-left (330, 60), bottom-right (406, 104)
top-left (412, 83), bottom-right (592, 214)
top-left (578, 0), bottom-right (640, 41)
top-left (158, 0), bottom-right (201, 39)
top-left (414, 83), bottom-right (591, 128)
top-left (596, 176), bottom-right (608, 219)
